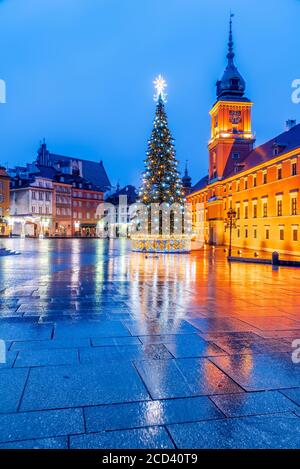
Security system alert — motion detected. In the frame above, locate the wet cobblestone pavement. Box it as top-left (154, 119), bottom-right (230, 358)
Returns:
top-left (1, 238), bottom-right (300, 448)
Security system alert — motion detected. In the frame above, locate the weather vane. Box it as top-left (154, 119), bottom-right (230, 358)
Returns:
top-left (153, 74), bottom-right (167, 102)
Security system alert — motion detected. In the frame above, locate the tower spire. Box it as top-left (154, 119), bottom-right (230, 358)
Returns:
top-left (184, 160), bottom-right (189, 177)
top-left (182, 159), bottom-right (192, 191)
top-left (216, 13), bottom-right (247, 100)
top-left (227, 12), bottom-right (235, 64)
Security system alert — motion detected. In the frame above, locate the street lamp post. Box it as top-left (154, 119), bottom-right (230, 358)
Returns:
top-left (225, 208), bottom-right (237, 258)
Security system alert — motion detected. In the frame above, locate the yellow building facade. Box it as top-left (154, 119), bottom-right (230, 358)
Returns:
top-left (187, 19), bottom-right (300, 256)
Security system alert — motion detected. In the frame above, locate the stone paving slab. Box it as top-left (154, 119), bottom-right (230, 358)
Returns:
top-left (0, 350), bottom-right (17, 369)
top-left (20, 362), bottom-right (151, 411)
top-left (280, 388), bottom-right (300, 406)
top-left (167, 413), bottom-right (300, 449)
top-left (210, 353), bottom-right (300, 391)
top-left (10, 338), bottom-right (90, 351)
top-left (0, 322), bottom-right (53, 341)
top-left (163, 336), bottom-right (226, 358)
top-left (91, 336), bottom-right (141, 346)
top-left (138, 334), bottom-right (181, 344)
top-left (134, 358), bottom-right (243, 399)
top-left (14, 348), bottom-right (79, 367)
top-left (54, 321), bottom-right (131, 339)
top-left (122, 320), bottom-right (199, 336)
top-left (70, 426), bottom-right (174, 449)
top-left (210, 390), bottom-right (300, 417)
top-left (187, 318), bottom-right (258, 333)
top-left (209, 336), bottom-right (293, 355)
top-left (240, 316), bottom-right (300, 331)
top-left (80, 344), bottom-right (173, 363)
top-left (84, 397), bottom-right (223, 433)
top-left (0, 436), bottom-right (68, 449)
top-left (0, 368), bottom-right (29, 413)
top-left (0, 408), bottom-right (84, 443)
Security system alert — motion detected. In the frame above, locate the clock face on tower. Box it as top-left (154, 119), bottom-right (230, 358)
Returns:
top-left (229, 110), bottom-right (241, 124)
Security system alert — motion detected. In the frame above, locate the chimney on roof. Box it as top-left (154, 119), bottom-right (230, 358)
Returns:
top-left (286, 119), bottom-right (297, 131)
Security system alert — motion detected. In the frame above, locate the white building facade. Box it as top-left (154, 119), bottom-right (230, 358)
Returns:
top-left (10, 176), bottom-right (53, 237)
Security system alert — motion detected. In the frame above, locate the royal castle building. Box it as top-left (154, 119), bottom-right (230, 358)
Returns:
top-left (187, 19), bottom-right (300, 256)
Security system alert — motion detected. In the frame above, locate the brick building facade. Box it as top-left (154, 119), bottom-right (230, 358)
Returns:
top-left (187, 19), bottom-right (300, 256)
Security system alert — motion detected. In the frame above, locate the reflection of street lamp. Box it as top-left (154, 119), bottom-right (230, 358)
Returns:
top-left (74, 220), bottom-right (80, 236)
top-left (39, 218), bottom-right (50, 239)
top-left (225, 208), bottom-right (237, 258)
top-left (8, 218), bottom-right (14, 236)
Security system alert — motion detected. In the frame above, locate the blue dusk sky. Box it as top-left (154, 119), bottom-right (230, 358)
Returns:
top-left (0, 0), bottom-right (300, 188)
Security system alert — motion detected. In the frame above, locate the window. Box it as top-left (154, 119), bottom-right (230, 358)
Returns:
top-left (45, 206), bottom-right (49, 214)
top-left (277, 200), bottom-right (283, 216)
top-left (253, 175), bottom-right (257, 187)
top-left (73, 211), bottom-right (77, 219)
top-left (253, 204), bottom-right (257, 218)
top-left (32, 191), bottom-right (36, 200)
top-left (87, 212), bottom-right (90, 219)
top-left (237, 228), bottom-right (240, 238)
top-left (265, 228), bottom-right (270, 240)
top-left (244, 205), bottom-right (248, 219)
top-left (236, 207), bottom-right (240, 219)
top-left (245, 227), bottom-right (248, 238)
top-left (231, 78), bottom-right (240, 87)
top-left (291, 197), bottom-right (297, 215)
top-left (57, 208), bottom-right (61, 215)
top-left (292, 162), bottom-right (297, 176)
top-left (263, 171), bottom-right (267, 184)
top-left (39, 191), bottom-right (43, 201)
top-left (277, 167), bottom-right (282, 180)
top-left (253, 227), bottom-right (257, 239)
top-left (292, 227), bottom-right (298, 242)
top-left (39, 206), bottom-right (43, 214)
top-left (32, 206), bottom-right (36, 213)
top-left (279, 227), bottom-right (284, 241)
top-left (244, 178), bottom-right (248, 190)
top-left (263, 202), bottom-right (268, 217)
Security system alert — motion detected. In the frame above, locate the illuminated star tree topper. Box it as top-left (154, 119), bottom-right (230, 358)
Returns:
top-left (153, 74), bottom-right (167, 102)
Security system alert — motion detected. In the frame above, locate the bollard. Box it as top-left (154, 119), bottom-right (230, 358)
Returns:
top-left (272, 251), bottom-right (280, 266)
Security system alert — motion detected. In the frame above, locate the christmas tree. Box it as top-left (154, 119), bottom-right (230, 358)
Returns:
top-left (139, 75), bottom-right (185, 208)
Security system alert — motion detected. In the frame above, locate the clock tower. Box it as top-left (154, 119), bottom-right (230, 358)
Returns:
top-left (208, 16), bottom-right (255, 181)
